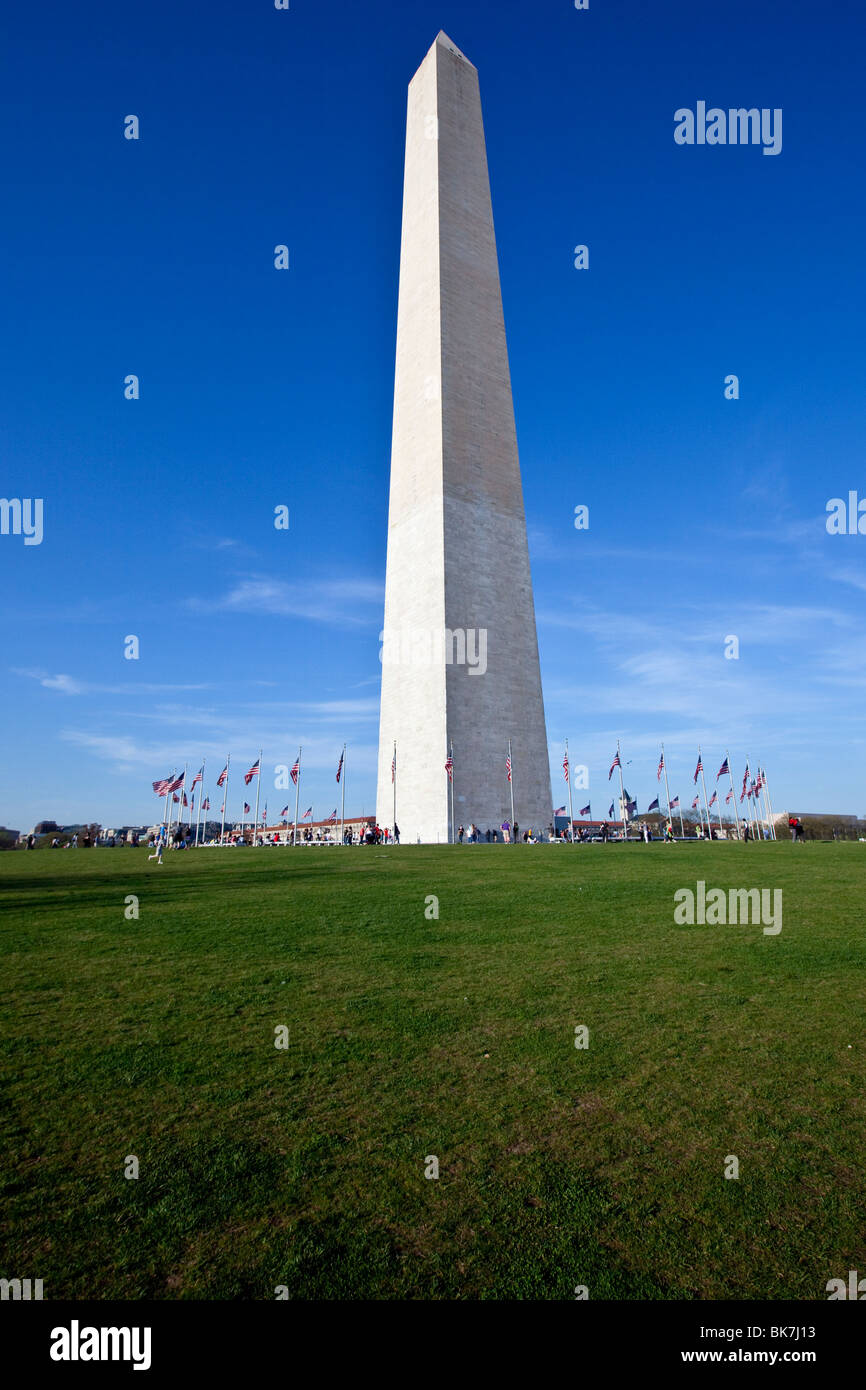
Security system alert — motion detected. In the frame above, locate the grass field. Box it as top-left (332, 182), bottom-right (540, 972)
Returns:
top-left (1, 841), bottom-right (864, 1300)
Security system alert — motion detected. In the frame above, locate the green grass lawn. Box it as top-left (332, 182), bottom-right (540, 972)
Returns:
top-left (1, 841), bottom-right (864, 1300)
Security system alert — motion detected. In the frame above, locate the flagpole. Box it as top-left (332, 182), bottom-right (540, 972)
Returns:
top-left (292, 747), bottom-right (302, 847)
top-left (616, 739), bottom-right (626, 838)
top-left (195, 759), bottom-right (205, 846)
top-left (340, 743), bottom-right (346, 847)
top-left (677, 800), bottom-right (685, 839)
top-left (661, 743), bottom-right (674, 833)
top-left (449, 741), bottom-right (455, 844)
top-left (756, 764), bottom-right (771, 840)
top-left (162, 769), bottom-right (174, 827)
top-left (252, 748), bottom-right (262, 848)
top-left (754, 765), bottom-right (766, 839)
top-left (392, 740), bottom-right (396, 837)
top-left (762, 764), bottom-right (777, 840)
top-left (698, 748), bottom-right (713, 841)
top-left (744, 758), bottom-right (756, 838)
top-left (170, 765), bottom-right (186, 839)
top-left (220, 754), bottom-right (230, 846)
top-left (508, 738), bottom-right (515, 838)
top-left (725, 751), bottom-right (741, 840)
top-left (166, 772), bottom-right (176, 838)
top-left (751, 763), bottom-right (765, 839)
top-left (751, 765), bottom-right (760, 839)
top-left (744, 757), bottom-right (757, 839)
top-left (565, 738), bottom-right (575, 842)
top-left (713, 788), bottom-right (724, 836)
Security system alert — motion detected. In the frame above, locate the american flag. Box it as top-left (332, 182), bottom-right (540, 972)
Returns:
top-left (627, 798), bottom-right (637, 815)
top-left (280, 805), bottom-right (289, 817)
top-left (608, 802), bottom-right (614, 818)
top-left (726, 790), bottom-right (733, 803)
top-left (709, 790), bottom-right (717, 808)
top-left (244, 758), bottom-right (260, 786)
top-left (742, 768), bottom-right (749, 794)
top-left (326, 809), bottom-right (337, 822)
top-left (172, 793), bottom-right (180, 803)
top-left (182, 792), bottom-right (188, 807)
top-left (191, 766), bottom-right (203, 789)
top-left (391, 750), bottom-right (396, 783)
top-left (691, 796), bottom-right (700, 809)
top-left (336, 751), bottom-right (343, 784)
top-left (554, 805), bottom-right (566, 815)
top-left (717, 757), bottom-right (729, 780)
top-left (244, 802), bottom-right (250, 814)
top-left (579, 803), bottom-right (591, 816)
top-left (657, 753), bottom-right (664, 781)
top-left (648, 797), bottom-right (659, 811)
top-left (506, 753), bottom-right (512, 783)
top-left (444, 755), bottom-right (453, 781)
top-left (219, 803), bottom-right (224, 813)
top-left (302, 806), bottom-right (312, 819)
top-left (693, 755), bottom-right (703, 783)
top-left (609, 751), bottom-right (620, 780)
top-left (167, 773), bottom-right (184, 793)
top-left (290, 759), bottom-right (299, 785)
top-left (152, 776), bottom-right (172, 795)
top-left (217, 765), bottom-right (228, 788)
top-left (563, 751), bottom-right (570, 783)
top-left (754, 772), bottom-right (763, 793)
top-left (670, 796), bottom-right (679, 810)
top-left (202, 798), bottom-right (210, 811)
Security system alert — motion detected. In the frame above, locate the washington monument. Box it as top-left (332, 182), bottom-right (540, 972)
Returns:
top-left (376, 33), bottom-right (552, 843)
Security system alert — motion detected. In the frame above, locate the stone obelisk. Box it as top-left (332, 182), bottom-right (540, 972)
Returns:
top-left (376, 32), bottom-right (552, 843)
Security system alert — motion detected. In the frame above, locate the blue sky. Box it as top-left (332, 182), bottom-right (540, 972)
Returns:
top-left (2, 0), bottom-right (865, 830)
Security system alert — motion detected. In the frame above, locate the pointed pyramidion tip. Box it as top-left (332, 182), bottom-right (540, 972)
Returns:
top-left (430, 30), bottom-right (474, 66)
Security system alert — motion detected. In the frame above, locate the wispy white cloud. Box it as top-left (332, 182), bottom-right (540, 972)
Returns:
top-left (187, 574), bottom-right (383, 626)
top-left (829, 567), bottom-right (866, 593)
top-left (539, 596), bottom-right (866, 762)
top-left (12, 668), bottom-right (211, 697)
top-left (42, 673), bottom-right (85, 695)
top-left (62, 724), bottom-right (379, 780)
